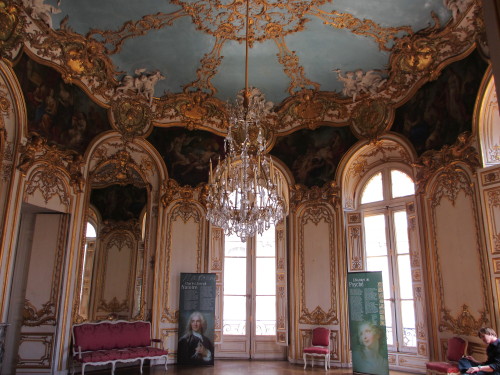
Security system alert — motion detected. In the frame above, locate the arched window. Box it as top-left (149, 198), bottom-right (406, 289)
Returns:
top-left (360, 167), bottom-right (417, 353)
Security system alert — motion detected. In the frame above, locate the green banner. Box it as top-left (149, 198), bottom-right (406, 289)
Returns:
top-left (348, 271), bottom-right (389, 375)
top-left (178, 273), bottom-right (216, 366)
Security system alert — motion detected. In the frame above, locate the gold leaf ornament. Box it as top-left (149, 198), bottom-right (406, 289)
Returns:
top-left (112, 99), bottom-right (153, 138)
top-left (0, 1), bottom-right (24, 57)
top-left (350, 99), bottom-right (392, 140)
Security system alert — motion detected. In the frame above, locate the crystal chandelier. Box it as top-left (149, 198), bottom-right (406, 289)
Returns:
top-left (205, 0), bottom-right (288, 242)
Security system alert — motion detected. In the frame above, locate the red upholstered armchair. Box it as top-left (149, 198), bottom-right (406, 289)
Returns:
top-left (426, 337), bottom-right (468, 375)
top-left (303, 327), bottom-right (331, 370)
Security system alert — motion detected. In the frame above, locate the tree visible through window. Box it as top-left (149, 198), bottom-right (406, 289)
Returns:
top-left (361, 168), bottom-right (417, 352)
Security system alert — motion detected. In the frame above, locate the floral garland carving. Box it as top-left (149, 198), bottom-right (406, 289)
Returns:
top-left (17, 132), bottom-right (85, 193)
top-left (98, 296), bottom-right (129, 314)
top-left (0, 1), bottom-right (26, 59)
top-left (90, 148), bottom-right (148, 188)
top-left (111, 98), bottom-right (153, 139)
top-left (25, 169), bottom-right (70, 207)
top-left (23, 299), bottom-right (55, 326)
top-left (161, 178), bottom-right (203, 208)
top-left (413, 131), bottom-right (480, 194)
top-left (439, 304), bottom-right (488, 335)
top-left (289, 182), bottom-right (340, 212)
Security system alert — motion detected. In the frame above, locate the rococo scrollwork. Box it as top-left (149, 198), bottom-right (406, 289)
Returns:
top-left (3, 0), bottom-right (483, 140)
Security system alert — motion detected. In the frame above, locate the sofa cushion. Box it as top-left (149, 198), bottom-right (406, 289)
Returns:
top-left (426, 361), bottom-right (460, 374)
top-left (303, 346), bottom-right (330, 355)
top-left (76, 349), bottom-right (130, 363)
top-left (125, 347), bottom-right (168, 358)
top-left (73, 321), bottom-right (151, 351)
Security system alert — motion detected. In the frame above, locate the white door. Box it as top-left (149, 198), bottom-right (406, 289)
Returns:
top-left (217, 225), bottom-right (286, 359)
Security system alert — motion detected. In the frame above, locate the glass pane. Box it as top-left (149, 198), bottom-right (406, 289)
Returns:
top-left (223, 296), bottom-right (246, 335)
top-left (401, 300), bottom-right (416, 347)
top-left (364, 214), bottom-right (387, 257)
top-left (397, 254), bottom-right (414, 300)
top-left (256, 258), bottom-right (276, 295)
top-left (394, 211), bottom-right (409, 254)
top-left (361, 172), bottom-right (383, 204)
top-left (86, 222), bottom-right (96, 238)
top-left (225, 235), bottom-right (247, 256)
top-left (391, 170), bottom-right (415, 198)
top-left (224, 258), bottom-right (246, 295)
top-left (256, 225), bottom-right (275, 256)
top-left (256, 296), bottom-right (276, 335)
top-left (367, 257), bottom-right (390, 300)
top-left (384, 300), bottom-right (394, 346)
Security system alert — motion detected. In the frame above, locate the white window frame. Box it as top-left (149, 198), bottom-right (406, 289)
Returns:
top-left (358, 166), bottom-right (417, 354)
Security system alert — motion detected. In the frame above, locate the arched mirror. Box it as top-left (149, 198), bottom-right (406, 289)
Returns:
top-left (74, 150), bottom-right (150, 322)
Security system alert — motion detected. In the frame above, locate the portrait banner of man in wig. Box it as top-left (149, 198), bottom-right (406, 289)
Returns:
top-left (178, 273), bottom-right (216, 366)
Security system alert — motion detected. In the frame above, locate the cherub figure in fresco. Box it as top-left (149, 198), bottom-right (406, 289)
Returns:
top-left (334, 69), bottom-right (358, 101)
top-left (116, 68), bottom-right (147, 95)
top-left (116, 69), bottom-right (165, 106)
top-left (355, 70), bottom-right (387, 96)
top-left (142, 71), bottom-right (165, 106)
top-left (23, 0), bottom-right (61, 29)
top-left (444, 0), bottom-right (469, 23)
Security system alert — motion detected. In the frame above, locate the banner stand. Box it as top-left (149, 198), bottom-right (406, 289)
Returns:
top-left (178, 273), bottom-right (216, 366)
top-left (348, 271), bottom-right (389, 375)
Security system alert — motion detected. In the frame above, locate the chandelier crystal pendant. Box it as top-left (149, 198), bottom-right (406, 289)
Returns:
top-left (205, 0), bottom-right (288, 242)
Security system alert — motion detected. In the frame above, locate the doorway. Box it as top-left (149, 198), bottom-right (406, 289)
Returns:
top-left (218, 225), bottom-right (286, 359)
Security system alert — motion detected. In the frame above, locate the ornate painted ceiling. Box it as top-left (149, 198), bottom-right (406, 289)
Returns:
top-left (2, 0), bottom-right (484, 136)
top-left (0, 0), bottom-right (488, 187)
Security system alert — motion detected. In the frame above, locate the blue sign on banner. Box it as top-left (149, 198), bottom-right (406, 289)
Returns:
top-left (348, 271), bottom-right (389, 375)
top-left (178, 273), bottom-right (216, 366)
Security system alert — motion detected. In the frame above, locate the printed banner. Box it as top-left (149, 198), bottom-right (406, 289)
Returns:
top-left (178, 273), bottom-right (216, 366)
top-left (348, 271), bottom-right (389, 375)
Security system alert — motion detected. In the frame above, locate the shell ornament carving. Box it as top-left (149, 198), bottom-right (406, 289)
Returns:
top-left (111, 98), bottom-right (153, 139)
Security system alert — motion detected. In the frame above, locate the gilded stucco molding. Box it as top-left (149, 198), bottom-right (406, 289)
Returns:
top-left (439, 304), bottom-right (488, 335)
top-left (18, 132), bottom-right (85, 194)
top-left (90, 147), bottom-right (149, 188)
top-left (161, 200), bottom-right (204, 324)
top-left (0, 1), bottom-right (26, 59)
top-left (11, 1), bottom-right (482, 136)
top-left (17, 333), bottom-right (53, 368)
top-left (110, 98), bottom-right (153, 139)
top-left (22, 17), bottom-right (116, 101)
top-left (161, 178), bottom-right (194, 208)
top-left (298, 204), bottom-right (338, 325)
top-left (342, 138), bottom-right (413, 210)
top-left (414, 131), bottom-right (480, 194)
top-left (486, 190), bottom-right (500, 252)
top-left (23, 299), bottom-right (55, 326)
top-left (100, 220), bottom-right (141, 241)
top-left (2, 141), bottom-right (13, 181)
top-left (24, 168), bottom-right (70, 207)
top-left (95, 223), bottom-right (138, 318)
top-left (428, 162), bottom-right (490, 334)
top-left (290, 182), bottom-right (339, 213)
top-left (97, 297), bottom-right (129, 315)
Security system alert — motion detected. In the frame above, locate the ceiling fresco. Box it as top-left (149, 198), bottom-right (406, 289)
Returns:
top-left (392, 49), bottom-right (487, 156)
top-left (0, 0), bottom-right (489, 187)
top-left (13, 53), bottom-right (111, 154)
top-left (48, 0), bottom-right (453, 104)
top-left (1, 0), bottom-right (484, 137)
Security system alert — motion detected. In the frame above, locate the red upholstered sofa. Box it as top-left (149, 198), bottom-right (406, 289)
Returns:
top-left (71, 320), bottom-right (168, 375)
